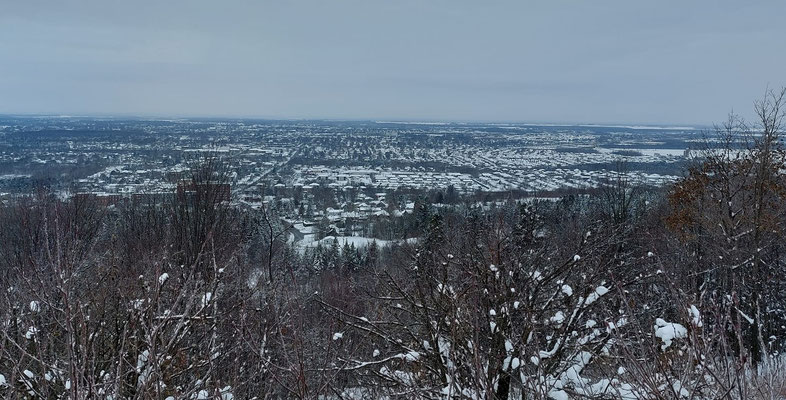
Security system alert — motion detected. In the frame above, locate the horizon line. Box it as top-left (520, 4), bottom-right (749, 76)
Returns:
top-left (0, 112), bottom-right (710, 130)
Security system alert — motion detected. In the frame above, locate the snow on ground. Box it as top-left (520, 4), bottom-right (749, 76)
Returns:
top-left (292, 223), bottom-right (316, 234)
top-left (596, 147), bottom-right (687, 157)
top-left (296, 235), bottom-right (417, 253)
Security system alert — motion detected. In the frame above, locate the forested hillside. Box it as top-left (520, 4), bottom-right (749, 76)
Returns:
top-left (1, 89), bottom-right (785, 399)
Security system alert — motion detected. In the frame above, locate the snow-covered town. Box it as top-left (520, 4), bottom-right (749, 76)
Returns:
top-left (0, 118), bottom-right (693, 197)
top-left (0, 117), bottom-right (697, 250)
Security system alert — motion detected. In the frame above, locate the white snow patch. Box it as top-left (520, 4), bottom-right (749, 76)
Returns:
top-left (654, 318), bottom-right (687, 350)
top-left (25, 326), bottom-right (38, 340)
top-left (688, 305), bottom-right (702, 327)
top-left (672, 380), bottom-right (690, 397)
top-left (550, 311), bottom-right (566, 324)
top-left (549, 389), bottom-right (569, 400)
top-left (402, 351), bottom-right (420, 362)
top-left (585, 285), bottom-right (609, 306)
top-left (220, 386), bottom-right (234, 400)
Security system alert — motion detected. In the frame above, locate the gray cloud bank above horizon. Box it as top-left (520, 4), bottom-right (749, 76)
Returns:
top-left (1, 1), bottom-right (784, 125)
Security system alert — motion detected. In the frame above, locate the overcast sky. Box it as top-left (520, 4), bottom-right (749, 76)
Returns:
top-left (1, 1), bottom-right (784, 125)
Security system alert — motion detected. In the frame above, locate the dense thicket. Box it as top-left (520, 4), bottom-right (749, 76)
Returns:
top-left (0, 89), bottom-right (785, 399)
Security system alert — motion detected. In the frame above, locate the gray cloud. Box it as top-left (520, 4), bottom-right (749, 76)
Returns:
top-left (1, 1), bottom-right (784, 124)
